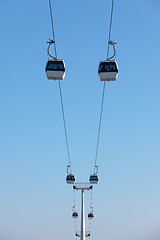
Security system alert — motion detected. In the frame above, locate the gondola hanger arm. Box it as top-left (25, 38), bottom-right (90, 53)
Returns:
top-left (67, 165), bottom-right (72, 174)
top-left (47, 39), bottom-right (57, 59)
top-left (94, 165), bottom-right (99, 175)
top-left (107, 40), bottom-right (117, 61)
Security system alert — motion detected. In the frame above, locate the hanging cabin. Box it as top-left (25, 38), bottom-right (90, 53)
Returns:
top-left (89, 174), bottom-right (99, 184)
top-left (45, 59), bottom-right (65, 80)
top-left (98, 60), bottom-right (118, 81)
top-left (66, 174), bottom-right (75, 184)
top-left (88, 212), bottom-right (94, 219)
top-left (72, 212), bottom-right (78, 219)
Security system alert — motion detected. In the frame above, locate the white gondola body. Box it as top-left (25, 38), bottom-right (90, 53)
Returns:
top-left (46, 70), bottom-right (65, 80)
top-left (66, 179), bottom-right (75, 184)
top-left (99, 71), bottom-right (118, 81)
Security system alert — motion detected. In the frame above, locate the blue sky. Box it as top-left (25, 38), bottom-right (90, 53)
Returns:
top-left (0, 0), bottom-right (160, 240)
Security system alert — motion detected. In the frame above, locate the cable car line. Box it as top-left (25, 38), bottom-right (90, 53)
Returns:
top-left (93, 0), bottom-right (116, 173)
top-left (48, 0), bottom-right (72, 173)
top-left (59, 81), bottom-right (72, 171)
top-left (93, 82), bottom-right (106, 171)
top-left (107, 0), bottom-right (115, 60)
top-left (48, 0), bottom-right (57, 58)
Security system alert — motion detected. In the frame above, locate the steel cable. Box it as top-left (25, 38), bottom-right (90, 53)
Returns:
top-left (48, 0), bottom-right (57, 58)
top-left (48, 0), bottom-right (72, 172)
top-left (94, 0), bottom-right (115, 170)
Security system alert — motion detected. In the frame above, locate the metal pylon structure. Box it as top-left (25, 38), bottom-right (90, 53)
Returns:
top-left (73, 183), bottom-right (93, 240)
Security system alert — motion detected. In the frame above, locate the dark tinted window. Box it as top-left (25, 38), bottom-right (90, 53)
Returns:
top-left (99, 62), bottom-right (118, 72)
top-left (90, 175), bottom-right (98, 180)
top-left (47, 61), bottom-right (65, 71)
top-left (67, 175), bottom-right (75, 181)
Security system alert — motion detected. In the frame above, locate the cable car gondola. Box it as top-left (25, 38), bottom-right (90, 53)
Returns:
top-left (45, 39), bottom-right (65, 80)
top-left (45, 59), bottom-right (65, 80)
top-left (66, 174), bottom-right (75, 184)
top-left (89, 174), bottom-right (99, 184)
top-left (88, 212), bottom-right (94, 220)
top-left (72, 212), bottom-right (78, 219)
top-left (98, 40), bottom-right (118, 81)
top-left (98, 60), bottom-right (118, 81)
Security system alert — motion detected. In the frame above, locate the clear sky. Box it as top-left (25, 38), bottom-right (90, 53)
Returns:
top-left (0, 0), bottom-right (160, 240)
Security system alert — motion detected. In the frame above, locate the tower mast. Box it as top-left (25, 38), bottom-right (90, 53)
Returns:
top-left (81, 190), bottom-right (85, 240)
top-left (74, 183), bottom-right (92, 240)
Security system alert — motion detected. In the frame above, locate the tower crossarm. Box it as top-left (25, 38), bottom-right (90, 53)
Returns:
top-left (73, 182), bottom-right (93, 191)
top-left (76, 231), bottom-right (90, 237)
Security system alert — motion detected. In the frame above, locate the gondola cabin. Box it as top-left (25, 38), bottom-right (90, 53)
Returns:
top-left (72, 212), bottom-right (78, 219)
top-left (66, 174), bottom-right (75, 184)
top-left (45, 59), bottom-right (65, 80)
top-left (88, 212), bottom-right (94, 220)
top-left (89, 174), bottom-right (99, 184)
top-left (98, 60), bottom-right (118, 81)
